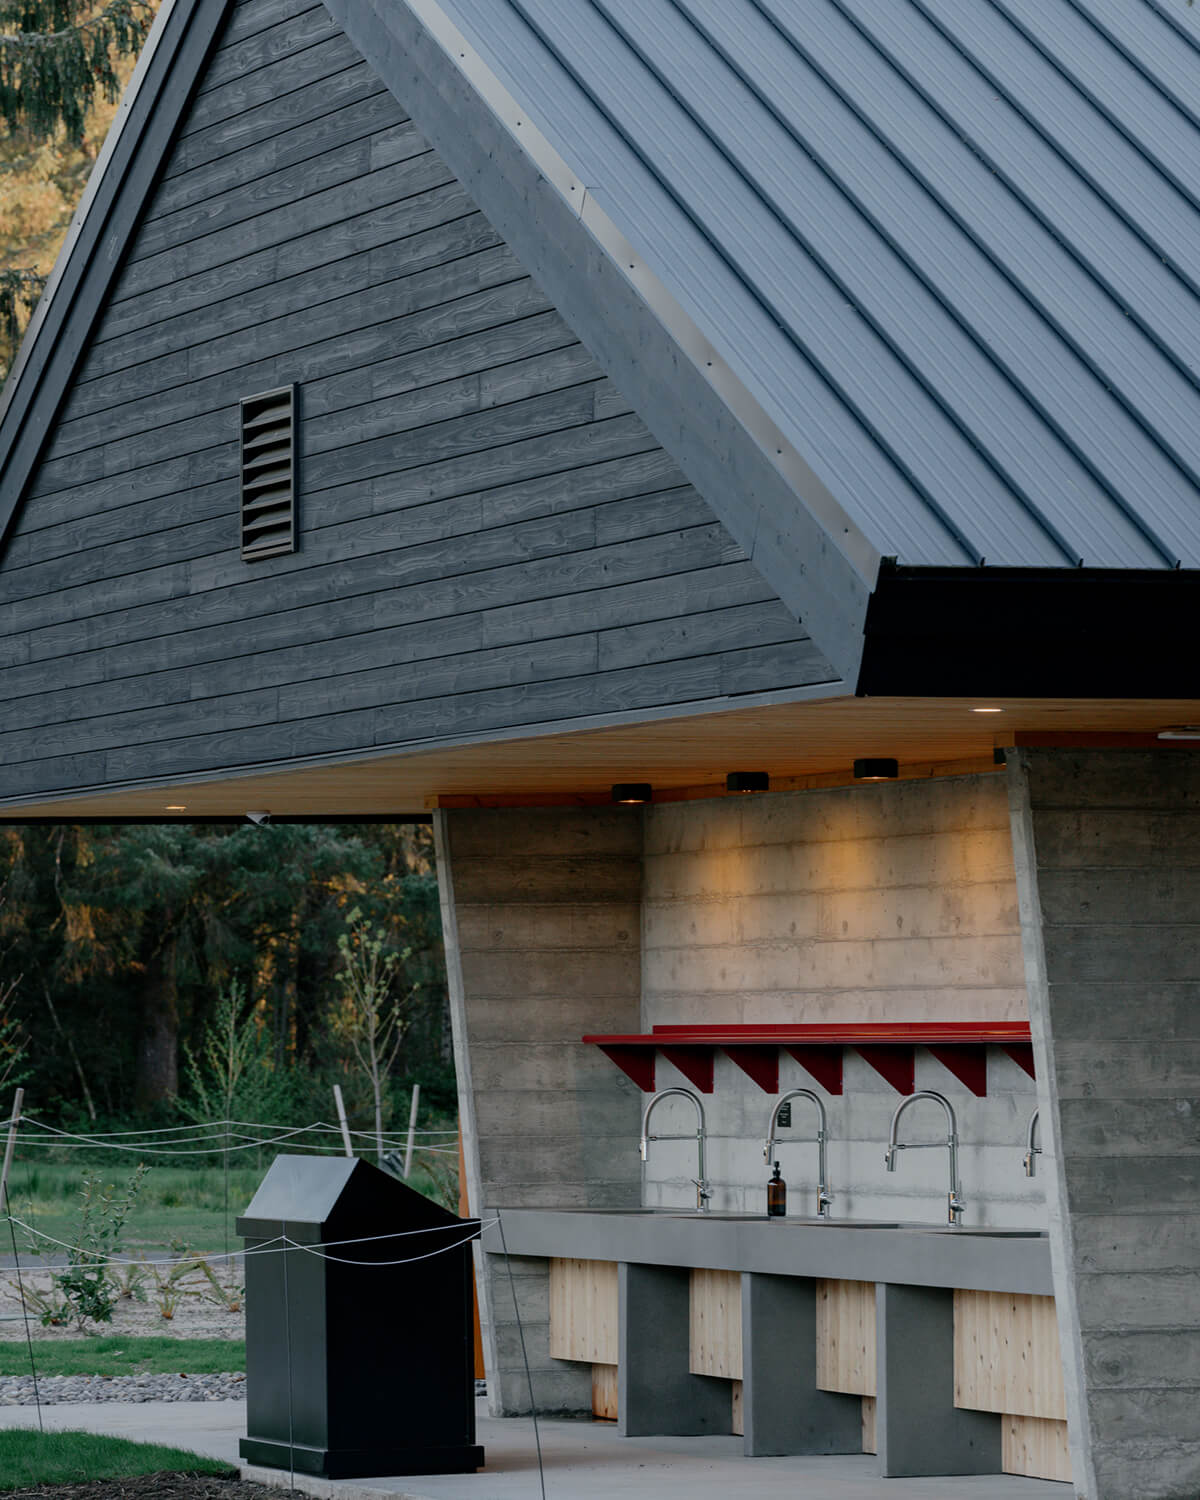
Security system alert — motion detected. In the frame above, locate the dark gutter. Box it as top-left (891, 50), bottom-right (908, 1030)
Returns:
top-left (858, 563), bottom-right (1200, 697)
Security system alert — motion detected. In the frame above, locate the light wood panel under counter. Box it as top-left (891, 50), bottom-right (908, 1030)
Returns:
top-left (954, 1289), bottom-right (1065, 1419)
top-left (591, 1362), bottom-right (618, 1422)
top-left (816, 1278), bottom-right (877, 1456)
top-left (549, 1257), bottom-right (619, 1420)
top-left (815, 1279), bottom-right (876, 1396)
top-left (690, 1268), bottom-right (743, 1435)
top-left (1003, 1414), bottom-right (1071, 1483)
top-left (955, 1289), bottom-right (1069, 1484)
top-left (549, 1258), bottom-right (619, 1363)
top-left (689, 1268), bottom-right (742, 1379)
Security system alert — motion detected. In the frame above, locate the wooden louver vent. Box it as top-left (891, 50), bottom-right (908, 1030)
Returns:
top-left (240, 385), bottom-right (296, 560)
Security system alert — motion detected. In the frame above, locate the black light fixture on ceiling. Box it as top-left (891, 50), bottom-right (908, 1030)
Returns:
top-left (853, 758), bottom-right (899, 781)
top-left (611, 783), bottom-right (653, 805)
top-left (726, 771), bottom-right (770, 794)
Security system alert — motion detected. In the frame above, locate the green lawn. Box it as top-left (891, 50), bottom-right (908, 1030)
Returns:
top-left (5, 1161), bottom-right (262, 1257)
top-left (0, 1429), bottom-right (234, 1490)
top-left (0, 1336), bottom-right (245, 1377)
top-left (6, 1149), bottom-right (456, 1256)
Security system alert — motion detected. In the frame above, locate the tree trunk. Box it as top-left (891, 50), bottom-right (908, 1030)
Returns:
top-left (41, 980), bottom-right (97, 1121)
top-left (136, 929), bottom-right (179, 1107)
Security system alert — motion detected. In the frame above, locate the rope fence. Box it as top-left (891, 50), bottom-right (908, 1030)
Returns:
top-left (15, 1114), bottom-right (458, 1157)
top-left (0, 1090), bottom-right (549, 1497)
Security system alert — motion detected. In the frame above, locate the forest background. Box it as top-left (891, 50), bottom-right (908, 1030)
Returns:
top-left (0, 822), bottom-right (452, 1126)
top-left (0, 821), bottom-right (456, 1258)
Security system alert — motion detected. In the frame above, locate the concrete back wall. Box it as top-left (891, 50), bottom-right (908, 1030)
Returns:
top-left (641, 775), bottom-right (1044, 1227)
top-left (435, 805), bottom-right (644, 1414)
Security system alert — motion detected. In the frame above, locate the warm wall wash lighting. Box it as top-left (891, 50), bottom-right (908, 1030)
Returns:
top-left (853, 758), bottom-right (899, 781)
top-left (611, 783), bottom-right (653, 804)
top-left (726, 771), bottom-right (770, 793)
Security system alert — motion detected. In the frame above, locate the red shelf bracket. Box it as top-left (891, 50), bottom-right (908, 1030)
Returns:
top-left (1002, 1042), bottom-right (1037, 1080)
top-left (784, 1045), bottom-right (844, 1095)
top-left (856, 1043), bottom-right (915, 1094)
top-left (659, 1045), bottom-right (715, 1093)
top-left (597, 1044), bottom-right (655, 1093)
top-left (927, 1044), bottom-right (988, 1097)
top-left (723, 1045), bottom-right (779, 1093)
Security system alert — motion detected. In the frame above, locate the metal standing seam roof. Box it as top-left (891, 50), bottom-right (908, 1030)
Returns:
top-left (430, 0), bottom-right (1200, 572)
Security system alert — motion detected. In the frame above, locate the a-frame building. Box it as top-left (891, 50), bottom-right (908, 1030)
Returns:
top-left (3, 2), bottom-right (1200, 1494)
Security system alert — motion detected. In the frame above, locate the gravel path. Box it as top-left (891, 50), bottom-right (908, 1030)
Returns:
top-left (0, 1267), bottom-right (245, 1344)
top-left (0, 1373), bottom-right (246, 1405)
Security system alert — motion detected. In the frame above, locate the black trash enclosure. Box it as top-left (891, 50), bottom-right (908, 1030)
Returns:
top-left (237, 1153), bottom-right (484, 1478)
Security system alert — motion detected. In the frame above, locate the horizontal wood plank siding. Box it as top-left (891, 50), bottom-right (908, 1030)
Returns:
top-left (0, 0), bottom-right (833, 802)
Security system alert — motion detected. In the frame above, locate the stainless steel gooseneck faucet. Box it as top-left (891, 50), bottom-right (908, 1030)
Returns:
top-left (1024, 1106), bottom-right (1042, 1177)
top-left (885, 1089), bottom-right (965, 1226)
top-left (764, 1089), bottom-right (832, 1217)
top-left (640, 1087), bottom-right (710, 1211)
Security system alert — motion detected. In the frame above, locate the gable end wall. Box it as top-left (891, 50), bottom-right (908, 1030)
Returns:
top-left (0, 0), bottom-right (835, 807)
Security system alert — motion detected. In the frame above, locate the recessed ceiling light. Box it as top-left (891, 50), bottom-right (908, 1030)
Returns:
top-left (853, 758), bottom-right (899, 781)
top-left (971, 707), bottom-right (1003, 713)
top-left (611, 783), bottom-right (653, 804)
top-left (725, 771), bottom-right (770, 794)
top-left (165, 805), bottom-right (187, 812)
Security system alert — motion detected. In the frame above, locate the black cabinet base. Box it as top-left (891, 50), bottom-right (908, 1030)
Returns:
top-left (239, 1437), bottom-right (485, 1477)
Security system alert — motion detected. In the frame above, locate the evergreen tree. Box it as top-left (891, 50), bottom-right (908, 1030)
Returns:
top-left (1, 0), bottom-right (154, 379)
top-left (1, 0), bottom-right (153, 142)
top-left (0, 821), bottom-right (448, 1120)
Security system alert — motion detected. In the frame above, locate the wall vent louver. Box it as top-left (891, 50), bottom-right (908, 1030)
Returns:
top-left (240, 385), bottom-right (296, 560)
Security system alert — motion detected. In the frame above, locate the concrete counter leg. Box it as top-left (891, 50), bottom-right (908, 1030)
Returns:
top-left (741, 1273), bottom-right (861, 1457)
top-left (618, 1262), bottom-right (729, 1437)
top-left (875, 1282), bottom-right (1001, 1478)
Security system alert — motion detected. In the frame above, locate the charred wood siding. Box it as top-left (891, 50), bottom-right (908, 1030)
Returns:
top-left (0, 0), bottom-right (833, 802)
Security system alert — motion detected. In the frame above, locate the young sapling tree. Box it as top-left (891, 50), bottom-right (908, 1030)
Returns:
top-left (330, 908), bottom-right (411, 1162)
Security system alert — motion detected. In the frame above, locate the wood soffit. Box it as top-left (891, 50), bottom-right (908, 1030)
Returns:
top-left (2, 694), bottom-right (1198, 821)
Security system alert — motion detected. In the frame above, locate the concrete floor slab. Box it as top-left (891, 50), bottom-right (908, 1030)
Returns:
top-left (0, 1399), bottom-right (1070, 1498)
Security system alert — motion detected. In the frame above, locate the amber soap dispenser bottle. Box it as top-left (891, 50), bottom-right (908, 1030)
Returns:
top-left (767, 1161), bottom-right (786, 1217)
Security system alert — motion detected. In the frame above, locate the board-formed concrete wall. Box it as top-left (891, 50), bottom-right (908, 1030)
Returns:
top-left (641, 775), bottom-right (1042, 1227)
top-left (1009, 748), bottom-right (1200, 1500)
top-left (435, 806), bottom-right (643, 1414)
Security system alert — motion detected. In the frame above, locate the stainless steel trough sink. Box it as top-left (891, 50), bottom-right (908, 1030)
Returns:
top-left (920, 1227), bottom-right (1047, 1237)
top-left (665, 1212), bottom-right (903, 1227)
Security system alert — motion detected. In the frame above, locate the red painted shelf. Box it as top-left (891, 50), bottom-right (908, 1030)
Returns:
top-left (582, 1022), bottom-right (1035, 1097)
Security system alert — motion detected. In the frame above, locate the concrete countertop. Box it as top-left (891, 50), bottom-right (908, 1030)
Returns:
top-left (482, 1209), bottom-right (1053, 1296)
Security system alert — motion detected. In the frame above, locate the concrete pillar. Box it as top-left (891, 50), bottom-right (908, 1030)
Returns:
top-left (875, 1282), bottom-right (1001, 1478)
top-left (434, 807), bottom-right (643, 1416)
top-left (740, 1273), bottom-right (861, 1457)
top-left (618, 1262), bottom-right (730, 1437)
top-left (1008, 748), bottom-right (1200, 1499)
